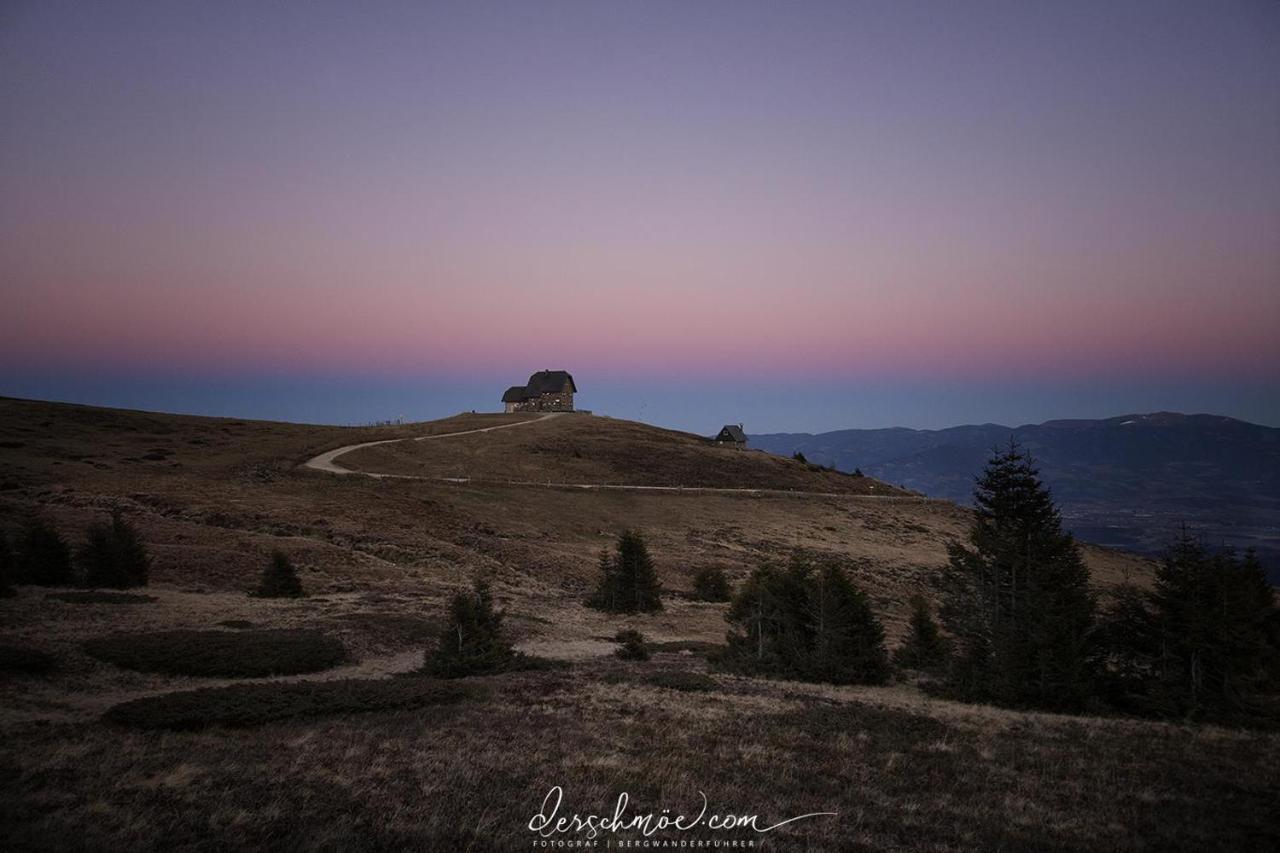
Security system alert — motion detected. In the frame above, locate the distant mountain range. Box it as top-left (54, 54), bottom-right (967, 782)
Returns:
top-left (751, 413), bottom-right (1280, 580)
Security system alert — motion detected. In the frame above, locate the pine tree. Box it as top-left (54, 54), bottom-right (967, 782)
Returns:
top-left (79, 512), bottom-right (150, 589)
top-left (1093, 583), bottom-right (1157, 709)
top-left (17, 517), bottom-right (74, 586)
top-left (724, 553), bottom-right (889, 685)
top-left (428, 578), bottom-right (516, 678)
top-left (941, 442), bottom-right (1096, 709)
top-left (588, 531), bottom-right (663, 613)
top-left (894, 595), bottom-right (950, 673)
top-left (805, 562), bottom-right (890, 684)
top-left (256, 551), bottom-right (305, 598)
top-left (1144, 535), bottom-right (1279, 718)
top-left (588, 547), bottom-right (620, 611)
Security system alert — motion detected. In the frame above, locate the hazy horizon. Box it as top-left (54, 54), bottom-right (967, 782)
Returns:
top-left (2, 371), bottom-right (1277, 435)
top-left (3, 1), bottom-right (1278, 431)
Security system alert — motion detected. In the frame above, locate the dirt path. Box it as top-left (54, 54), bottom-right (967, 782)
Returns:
top-left (300, 413), bottom-right (940, 503)
top-left (302, 413), bottom-right (559, 474)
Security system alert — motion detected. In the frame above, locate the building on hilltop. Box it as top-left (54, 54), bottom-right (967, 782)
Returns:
top-left (714, 424), bottom-right (747, 448)
top-left (502, 370), bottom-right (577, 413)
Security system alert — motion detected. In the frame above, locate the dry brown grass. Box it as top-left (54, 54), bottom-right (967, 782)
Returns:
top-left (2, 396), bottom-right (1243, 850)
top-left (343, 411), bottom-right (908, 494)
top-left (3, 659), bottom-right (1277, 850)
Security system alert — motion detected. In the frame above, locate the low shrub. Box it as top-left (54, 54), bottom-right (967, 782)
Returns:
top-left (46, 591), bottom-right (156, 605)
top-left (691, 566), bottom-right (731, 602)
top-left (614, 629), bottom-right (650, 661)
top-left (84, 629), bottom-right (346, 677)
top-left (78, 512), bottom-right (150, 588)
top-left (0, 644), bottom-right (56, 675)
top-left (102, 676), bottom-right (481, 730)
top-left (255, 551), bottom-right (305, 598)
top-left (646, 671), bottom-right (717, 692)
top-left (17, 518), bottom-right (73, 586)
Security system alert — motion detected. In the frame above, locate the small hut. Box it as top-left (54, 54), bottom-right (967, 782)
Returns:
top-left (714, 424), bottom-right (747, 448)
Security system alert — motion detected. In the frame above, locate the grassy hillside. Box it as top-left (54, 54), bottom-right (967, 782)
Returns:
top-left (3, 397), bottom-right (1270, 851)
top-left (343, 412), bottom-right (908, 494)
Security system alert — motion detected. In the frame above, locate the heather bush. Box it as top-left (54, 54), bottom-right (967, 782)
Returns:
top-left (691, 566), bottom-right (731, 602)
top-left (78, 512), bottom-right (150, 589)
top-left (614, 629), bottom-right (650, 661)
top-left (85, 629), bottom-right (346, 677)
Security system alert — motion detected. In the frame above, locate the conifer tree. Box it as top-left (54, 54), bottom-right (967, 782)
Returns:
top-left (1093, 583), bottom-right (1157, 707)
top-left (429, 578), bottom-right (516, 678)
top-left (724, 553), bottom-right (889, 685)
top-left (941, 442), bottom-right (1096, 709)
top-left (806, 562), bottom-right (890, 683)
top-left (256, 551), bottom-right (305, 598)
top-left (894, 595), bottom-right (949, 673)
top-left (1145, 535), bottom-right (1278, 717)
top-left (17, 517), bottom-right (73, 586)
top-left (79, 512), bottom-right (150, 589)
top-left (588, 531), bottom-right (663, 613)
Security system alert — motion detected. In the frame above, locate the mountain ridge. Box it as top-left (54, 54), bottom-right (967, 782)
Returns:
top-left (751, 412), bottom-right (1280, 578)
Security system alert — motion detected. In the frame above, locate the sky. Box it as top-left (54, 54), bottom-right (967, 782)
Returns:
top-left (2, 1), bottom-right (1278, 433)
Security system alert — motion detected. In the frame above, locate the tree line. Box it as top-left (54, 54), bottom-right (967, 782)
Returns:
top-left (566, 443), bottom-right (1279, 723)
top-left (1, 512), bottom-right (309, 600)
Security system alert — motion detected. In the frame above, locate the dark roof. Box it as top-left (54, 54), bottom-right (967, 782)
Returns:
top-left (501, 386), bottom-right (530, 403)
top-left (716, 425), bottom-right (747, 443)
top-left (526, 370), bottom-right (577, 395)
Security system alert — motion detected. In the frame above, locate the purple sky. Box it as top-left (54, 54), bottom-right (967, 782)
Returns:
top-left (2, 1), bottom-right (1278, 432)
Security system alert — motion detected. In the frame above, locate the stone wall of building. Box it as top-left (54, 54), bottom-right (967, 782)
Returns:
top-left (509, 387), bottom-right (574, 412)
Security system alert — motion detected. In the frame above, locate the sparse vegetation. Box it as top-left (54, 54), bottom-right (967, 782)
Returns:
top-left (84, 629), bottom-right (346, 677)
top-left (691, 565), bottom-right (731, 602)
top-left (645, 670), bottom-right (716, 692)
top-left (3, 398), bottom-right (1275, 849)
top-left (893, 595), bottom-right (949, 673)
top-left (940, 443), bottom-right (1096, 710)
top-left (792, 451), bottom-right (808, 464)
top-left (722, 553), bottom-right (889, 685)
top-left (103, 677), bottom-right (480, 731)
top-left (255, 550), bottom-right (305, 598)
top-left (78, 511), bottom-right (150, 589)
top-left (16, 517), bottom-right (73, 586)
top-left (46, 591), bottom-right (156, 605)
top-left (613, 629), bottom-right (650, 661)
top-left (0, 643), bottom-right (56, 675)
top-left (588, 530), bottom-right (663, 613)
